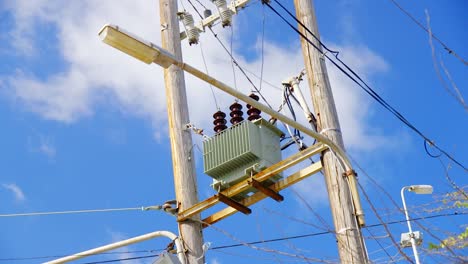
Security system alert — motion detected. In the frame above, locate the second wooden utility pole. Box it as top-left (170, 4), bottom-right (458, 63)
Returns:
top-left (293, 0), bottom-right (368, 263)
top-left (159, 0), bottom-right (204, 263)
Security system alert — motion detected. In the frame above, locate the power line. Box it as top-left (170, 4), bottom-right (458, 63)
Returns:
top-left (80, 254), bottom-right (159, 264)
top-left (0, 205), bottom-right (164, 217)
top-left (386, 0), bottom-right (467, 66)
top-left (186, 0), bottom-right (274, 109)
top-left (0, 250), bottom-right (164, 262)
top-left (265, 0), bottom-right (467, 172)
top-left (2, 212), bottom-right (464, 262)
top-left (199, 40), bottom-right (220, 110)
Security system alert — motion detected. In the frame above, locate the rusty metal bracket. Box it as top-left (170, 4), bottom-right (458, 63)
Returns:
top-left (177, 143), bottom-right (327, 222)
top-left (216, 193), bottom-right (252, 215)
top-left (203, 161), bottom-right (323, 226)
top-left (343, 169), bottom-right (357, 178)
top-left (248, 179), bottom-right (284, 202)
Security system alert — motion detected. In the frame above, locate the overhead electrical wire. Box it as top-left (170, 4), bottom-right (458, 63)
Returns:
top-left (357, 182), bottom-right (415, 263)
top-left (265, 0), bottom-right (467, 172)
top-left (186, 0), bottom-right (274, 109)
top-left (350, 155), bottom-right (466, 261)
top-left (80, 254), bottom-right (159, 264)
top-left (5, 212), bottom-right (465, 262)
top-left (230, 26), bottom-right (238, 91)
top-left (199, 41), bottom-right (220, 109)
top-left (193, 0), bottom-right (209, 10)
top-left (0, 205), bottom-right (164, 217)
top-left (258, 4), bottom-right (266, 92)
top-left (363, 227), bottom-right (394, 262)
top-left (386, 0), bottom-right (467, 66)
top-left (0, 250), bottom-right (165, 262)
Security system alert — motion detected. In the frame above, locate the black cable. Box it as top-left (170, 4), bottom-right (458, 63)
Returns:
top-left (80, 254), bottom-right (159, 264)
top-left (187, 0), bottom-right (274, 109)
top-left (364, 227), bottom-right (395, 262)
top-left (265, 0), bottom-right (468, 172)
top-left (284, 87), bottom-right (301, 139)
top-left (0, 250), bottom-right (164, 262)
top-left (193, 0), bottom-right (208, 10)
top-left (424, 140), bottom-right (442, 158)
top-left (3, 212), bottom-right (465, 262)
top-left (386, 0), bottom-right (467, 66)
top-left (210, 212), bottom-right (466, 250)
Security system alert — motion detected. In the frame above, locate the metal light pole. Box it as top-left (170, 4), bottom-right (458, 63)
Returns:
top-left (401, 185), bottom-right (433, 264)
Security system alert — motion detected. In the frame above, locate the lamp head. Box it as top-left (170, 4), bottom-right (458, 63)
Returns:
top-left (408, 185), bottom-right (433, 194)
top-left (98, 24), bottom-right (176, 68)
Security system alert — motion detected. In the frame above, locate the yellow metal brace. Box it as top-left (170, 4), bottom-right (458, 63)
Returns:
top-left (177, 143), bottom-right (327, 223)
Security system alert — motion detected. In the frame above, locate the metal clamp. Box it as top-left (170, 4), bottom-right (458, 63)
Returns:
top-left (343, 169), bottom-right (357, 178)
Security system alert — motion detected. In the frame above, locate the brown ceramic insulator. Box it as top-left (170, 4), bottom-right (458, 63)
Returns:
top-left (246, 93), bottom-right (261, 121)
top-left (229, 102), bottom-right (244, 125)
top-left (213, 110), bottom-right (227, 133)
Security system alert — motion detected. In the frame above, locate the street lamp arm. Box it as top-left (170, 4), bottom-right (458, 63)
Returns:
top-left (44, 230), bottom-right (185, 264)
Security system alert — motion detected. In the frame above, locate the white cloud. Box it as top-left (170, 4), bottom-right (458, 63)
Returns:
top-left (2, 183), bottom-right (26, 202)
top-left (2, 0), bottom-right (391, 153)
top-left (326, 44), bottom-right (390, 151)
top-left (27, 135), bottom-right (57, 159)
top-left (38, 137), bottom-right (56, 158)
top-left (211, 258), bottom-right (221, 264)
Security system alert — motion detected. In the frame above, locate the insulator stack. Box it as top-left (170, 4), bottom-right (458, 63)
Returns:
top-left (212, 0), bottom-right (233, 27)
top-left (246, 93), bottom-right (261, 121)
top-left (213, 111), bottom-right (228, 133)
top-left (229, 102), bottom-right (244, 125)
top-left (181, 12), bottom-right (199, 45)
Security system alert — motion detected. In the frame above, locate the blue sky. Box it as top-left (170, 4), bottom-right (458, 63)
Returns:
top-left (1, 0), bottom-right (467, 263)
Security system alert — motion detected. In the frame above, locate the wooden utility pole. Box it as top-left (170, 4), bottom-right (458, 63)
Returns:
top-left (159, 0), bottom-right (204, 263)
top-left (293, 0), bottom-right (368, 263)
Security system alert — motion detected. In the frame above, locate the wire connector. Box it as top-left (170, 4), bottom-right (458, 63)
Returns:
top-left (185, 123), bottom-right (209, 139)
top-left (343, 169), bottom-right (357, 178)
top-left (162, 200), bottom-right (179, 215)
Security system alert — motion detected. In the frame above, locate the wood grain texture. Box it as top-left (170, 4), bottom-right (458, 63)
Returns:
top-left (159, 0), bottom-right (204, 263)
top-left (293, 0), bottom-right (369, 262)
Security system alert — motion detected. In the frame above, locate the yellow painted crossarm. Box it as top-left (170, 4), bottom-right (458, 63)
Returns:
top-left (177, 143), bottom-right (327, 222)
top-left (203, 161), bottom-right (323, 226)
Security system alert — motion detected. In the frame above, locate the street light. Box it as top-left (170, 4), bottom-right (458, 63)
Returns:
top-left (98, 23), bottom-right (367, 228)
top-left (98, 24), bottom-right (176, 67)
top-left (45, 230), bottom-right (185, 264)
top-left (400, 185), bottom-right (433, 264)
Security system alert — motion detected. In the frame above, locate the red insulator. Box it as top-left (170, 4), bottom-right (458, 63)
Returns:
top-left (246, 93), bottom-right (261, 121)
top-left (229, 102), bottom-right (244, 125)
top-left (213, 110), bottom-right (228, 133)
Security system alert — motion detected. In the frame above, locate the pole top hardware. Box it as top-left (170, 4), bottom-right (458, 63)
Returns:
top-left (343, 169), bottom-right (357, 178)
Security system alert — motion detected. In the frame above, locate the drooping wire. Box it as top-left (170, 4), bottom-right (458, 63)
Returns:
top-left (386, 0), bottom-right (467, 66)
top-left (265, 0), bottom-right (467, 172)
top-left (178, 0), bottom-right (186, 11)
top-left (424, 140), bottom-right (441, 158)
top-left (363, 227), bottom-right (395, 262)
top-left (230, 26), bottom-right (239, 92)
top-left (193, 0), bottom-right (209, 10)
top-left (80, 254), bottom-right (160, 264)
top-left (199, 40), bottom-right (220, 109)
top-left (258, 4), bottom-right (266, 92)
top-left (349, 154), bottom-right (465, 260)
top-left (357, 182), bottom-right (415, 263)
top-left (186, 0), bottom-right (274, 109)
top-left (3, 212), bottom-right (465, 262)
top-left (280, 85), bottom-right (304, 151)
top-left (0, 250), bottom-right (164, 262)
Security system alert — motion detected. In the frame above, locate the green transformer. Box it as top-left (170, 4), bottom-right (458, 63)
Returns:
top-left (203, 118), bottom-right (283, 199)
